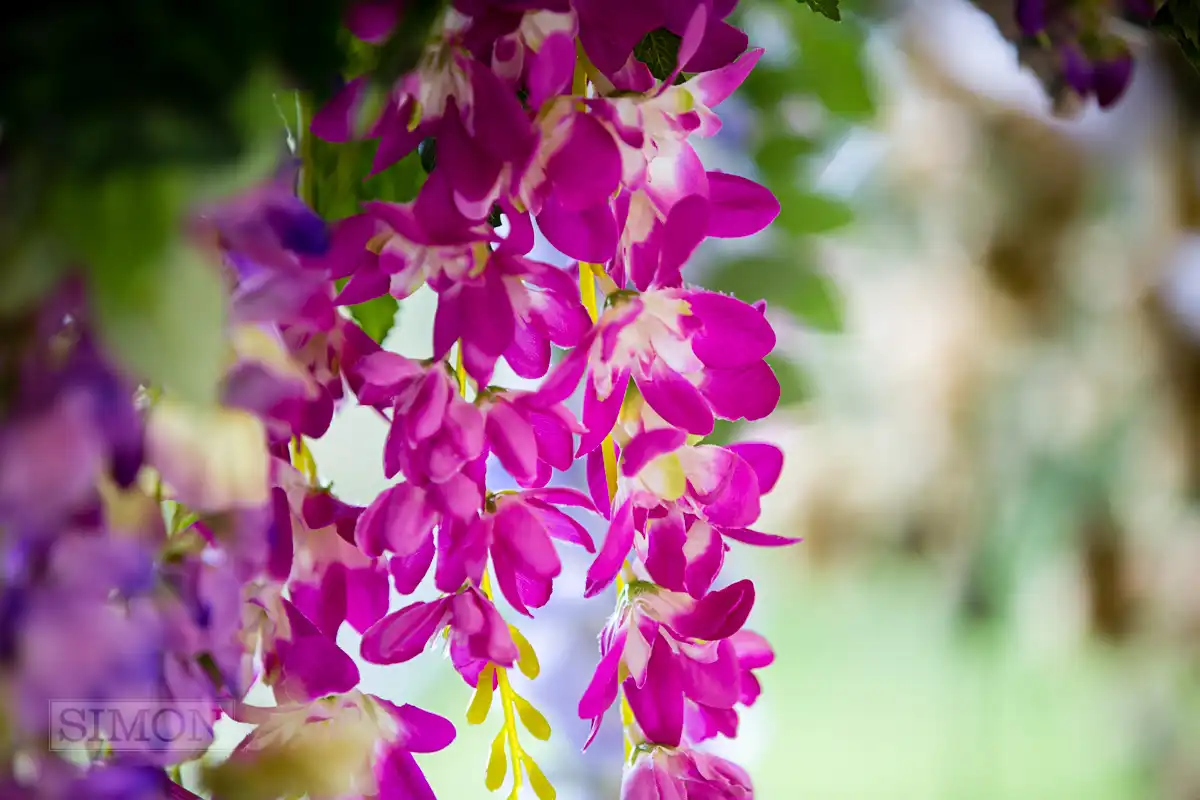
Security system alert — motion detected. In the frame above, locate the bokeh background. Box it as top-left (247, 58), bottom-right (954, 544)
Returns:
top-left (204, 0), bottom-right (1200, 796)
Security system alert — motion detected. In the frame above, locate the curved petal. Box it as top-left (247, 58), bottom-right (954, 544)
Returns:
top-left (360, 600), bottom-right (448, 664)
top-left (623, 634), bottom-right (684, 747)
top-left (705, 172), bottom-right (780, 239)
top-left (388, 703), bottom-right (458, 753)
top-left (585, 499), bottom-right (635, 597)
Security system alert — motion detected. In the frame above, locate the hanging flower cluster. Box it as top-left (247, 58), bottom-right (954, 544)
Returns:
top-left (0, 1), bottom-right (795, 798)
top-left (1010, 0), bottom-right (1160, 109)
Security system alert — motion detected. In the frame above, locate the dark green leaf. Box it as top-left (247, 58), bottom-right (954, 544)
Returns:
top-left (802, 0), bottom-right (842, 21)
top-left (783, 267), bottom-right (844, 332)
top-left (348, 295), bottom-right (400, 345)
top-left (776, 190), bottom-right (855, 235)
top-left (633, 29), bottom-right (682, 81)
top-left (309, 138), bottom-right (424, 220)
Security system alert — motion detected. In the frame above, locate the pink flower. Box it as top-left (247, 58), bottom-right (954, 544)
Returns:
top-left (621, 746), bottom-right (754, 799)
top-left (684, 629), bottom-right (774, 743)
top-left (350, 350), bottom-right (486, 487)
top-left (578, 579), bottom-right (755, 748)
top-left (480, 390), bottom-right (585, 486)
top-left (434, 487), bottom-right (598, 615)
top-left (360, 587), bottom-right (518, 668)
top-left (230, 690), bottom-right (455, 800)
top-left (534, 288), bottom-right (778, 445)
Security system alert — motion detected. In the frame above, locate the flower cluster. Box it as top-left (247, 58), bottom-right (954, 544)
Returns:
top-left (0, 1), bottom-right (798, 798)
top-left (1012, 0), bottom-right (1158, 108)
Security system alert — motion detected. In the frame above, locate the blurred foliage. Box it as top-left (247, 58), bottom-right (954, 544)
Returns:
top-left (706, 1), bottom-right (874, 418)
top-left (1154, 0), bottom-right (1200, 75)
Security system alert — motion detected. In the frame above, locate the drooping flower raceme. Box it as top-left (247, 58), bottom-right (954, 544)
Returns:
top-left (0, 1), bottom-right (814, 799)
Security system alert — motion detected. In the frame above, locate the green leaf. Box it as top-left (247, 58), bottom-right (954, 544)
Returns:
top-left (754, 133), bottom-right (818, 178)
top-left (776, 190), bottom-right (855, 235)
top-left (801, 0), bottom-right (842, 21)
top-left (633, 28), bottom-right (683, 81)
top-left (783, 267), bottom-right (843, 332)
top-left (309, 137), bottom-right (424, 220)
top-left (791, 13), bottom-right (874, 120)
top-left (90, 243), bottom-right (227, 406)
top-left (348, 294), bottom-right (400, 344)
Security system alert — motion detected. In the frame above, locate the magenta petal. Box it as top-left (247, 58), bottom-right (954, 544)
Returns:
top-left (521, 486), bottom-right (597, 510)
top-left (688, 291), bottom-right (775, 369)
top-left (346, 563), bottom-right (391, 634)
top-left (491, 548), bottom-right (533, 618)
top-left (435, 515), bottom-right (490, 592)
top-left (730, 629), bottom-right (775, 671)
top-left (684, 19), bottom-right (749, 73)
top-left (637, 366), bottom-right (714, 436)
top-left (585, 499), bottom-right (635, 597)
top-left (692, 447), bottom-right (761, 529)
top-left (275, 632), bottom-right (361, 702)
top-left (691, 47), bottom-right (763, 109)
top-left (644, 513), bottom-right (688, 592)
top-left (487, 401), bottom-right (539, 483)
top-left (375, 748), bottom-right (437, 800)
top-left (537, 197), bottom-right (618, 263)
top-left (546, 113), bottom-right (622, 211)
top-left (336, 265), bottom-right (390, 306)
top-left (673, 579), bottom-right (755, 641)
top-left (439, 105), bottom-right (504, 213)
top-left (681, 639), bottom-right (741, 709)
top-left (389, 703), bottom-right (458, 753)
top-left (701, 360), bottom-right (781, 421)
top-left (532, 331), bottom-right (595, 405)
top-left (389, 535), bottom-right (436, 594)
top-left (345, 0), bottom-right (398, 42)
top-left (578, 369), bottom-right (629, 456)
top-left (528, 32), bottom-right (578, 110)
top-left (684, 524), bottom-right (725, 599)
top-left (505, 322), bottom-right (552, 379)
top-left (726, 442), bottom-right (783, 493)
top-left (578, 627), bottom-right (628, 719)
top-left (466, 60), bottom-right (535, 162)
top-left (706, 172), bottom-right (780, 238)
top-left (527, 409), bottom-right (575, 471)
top-left (672, 2), bottom-right (708, 80)
top-left (587, 448), bottom-right (613, 519)
top-left (360, 599), bottom-right (449, 664)
top-left (494, 501), bottom-right (562, 579)
top-left (621, 427), bottom-right (688, 477)
top-left (623, 634), bottom-right (684, 747)
top-left (722, 527), bottom-right (802, 547)
top-left (529, 503), bottom-right (596, 552)
top-left (356, 482), bottom-right (435, 558)
top-left (310, 78), bottom-right (366, 142)
top-left (372, 110), bottom-right (424, 175)
top-left (353, 350), bottom-right (425, 405)
top-left (659, 194), bottom-right (711, 282)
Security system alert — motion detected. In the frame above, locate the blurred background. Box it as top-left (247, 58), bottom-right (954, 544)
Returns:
top-left (207, 0), bottom-right (1200, 796)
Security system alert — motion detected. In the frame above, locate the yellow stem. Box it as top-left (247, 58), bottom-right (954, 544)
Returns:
top-left (455, 343), bottom-right (468, 396)
top-left (579, 261), bottom-right (635, 760)
top-left (578, 263), bottom-right (620, 501)
top-left (480, 570), bottom-right (525, 795)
